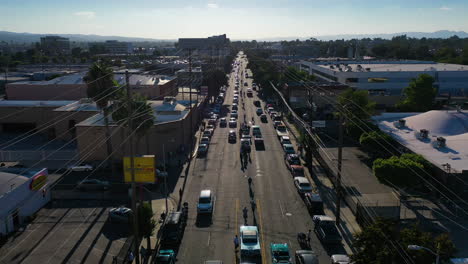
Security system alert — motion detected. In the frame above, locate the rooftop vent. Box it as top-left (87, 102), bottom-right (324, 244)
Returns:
top-left (436, 137), bottom-right (446, 148)
top-left (420, 129), bottom-right (429, 139)
top-left (394, 119), bottom-right (406, 128)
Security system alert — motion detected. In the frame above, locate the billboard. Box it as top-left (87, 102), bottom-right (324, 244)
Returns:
top-left (123, 155), bottom-right (156, 183)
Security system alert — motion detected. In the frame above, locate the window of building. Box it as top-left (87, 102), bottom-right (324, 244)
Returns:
top-left (345, 78), bottom-right (359, 83)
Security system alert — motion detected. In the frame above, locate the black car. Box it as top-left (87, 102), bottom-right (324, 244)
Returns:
top-left (253, 100), bottom-right (261, 107)
top-left (160, 204), bottom-right (189, 247)
top-left (260, 114), bottom-right (268, 123)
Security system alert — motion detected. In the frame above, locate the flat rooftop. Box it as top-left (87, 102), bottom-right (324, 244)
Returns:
top-left (317, 62), bottom-right (468, 72)
top-left (374, 110), bottom-right (468, 173)
top-left (54, 100), bottom-right (99, 112)
top-left (0, 100), bottom-right (74, 107)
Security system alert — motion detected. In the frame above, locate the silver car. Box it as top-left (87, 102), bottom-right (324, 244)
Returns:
top-left (108, 207), bottom-right (132, 223)
top-left (77, 179), bottom-right (110, 191)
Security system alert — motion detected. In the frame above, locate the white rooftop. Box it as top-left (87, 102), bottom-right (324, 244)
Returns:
top-left (319, 63), bottom-right (468, 72)
top-left (374, 110), bottom-right (468, 173)
top-left (0, 100), bottom-right (75, 107)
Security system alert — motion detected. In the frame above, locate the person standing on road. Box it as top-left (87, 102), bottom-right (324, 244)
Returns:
top-left (234, 235), bottom-right (240, 250)
top-left (307, 229), bottom-right (312, 246)
top-left (127, 251), bottom-right (134, 264)
top-left (243, 206), bottom-right (248, 222)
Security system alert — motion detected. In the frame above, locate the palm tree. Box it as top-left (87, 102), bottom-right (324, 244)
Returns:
top-left (84, 62), bottom-right (117, 173)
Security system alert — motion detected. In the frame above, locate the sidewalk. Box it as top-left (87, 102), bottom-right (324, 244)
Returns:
top-left (283, 118), bottom-right (361, 254)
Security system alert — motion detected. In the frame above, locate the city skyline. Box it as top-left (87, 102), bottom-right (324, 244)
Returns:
top-left (1, 0), bottom-right (468, 40)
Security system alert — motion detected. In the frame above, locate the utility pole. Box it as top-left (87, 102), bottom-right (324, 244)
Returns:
top-left (126, 71), bottom-right (140, 264)
top-left (163, 144), bottom-right (168, 213)
top-left (188, 49), bottom-right (193, 157)
top-left (336, 113), bottom-right (344, 226)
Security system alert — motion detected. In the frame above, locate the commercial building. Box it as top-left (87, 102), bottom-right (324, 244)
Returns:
top-left (5, 72), bottom-right (177, 100)
top-left (76, 97), bottom-right (202, 165)
top-left (40, 36), bottom-right (70, 55)
top-left (374, 110), bottom-right (468, 192)
top-left (299, 60), bottom-right (468, 107)
top-left (104, 40), bottom-right (133, 54)
top-left (0, 168), bottom-right (50, 235)
top-left (178, 34), bottom-right (230, 56)
top-left (282, 81), bottom-right (348, 109)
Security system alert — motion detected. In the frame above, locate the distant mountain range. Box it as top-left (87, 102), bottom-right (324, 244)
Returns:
top-left (0, 31), bottom-right (173, 43)
top-left (250, 30), bottom-right (468, 41)
top-left (1, 30), bottom-right (467, 44)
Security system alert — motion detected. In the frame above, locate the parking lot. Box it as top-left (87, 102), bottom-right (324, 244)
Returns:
top-left (0, 200), bottom-right (130, 264)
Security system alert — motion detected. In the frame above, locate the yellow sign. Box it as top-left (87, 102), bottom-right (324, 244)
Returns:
top-left (123, 156), bottom-right (156, 183)
top-left (30, 169), bottom-right (48, 191)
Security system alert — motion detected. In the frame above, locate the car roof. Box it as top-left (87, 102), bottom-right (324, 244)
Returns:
top-left (166, 211), bottom-right (182, 224)
top-left (284, 144), bottom-right (294, 148)
top-left (240, 225), bottom-right (258, 232)
top-left (291, 165), bottom-right (304, 170)
top-left (281, 136), bottom-right (290, 140)
top-left (288, 154), bottom-right (299, 158)
top-left (331, 254), bottom-right (350, 262)
top-left (294, 177), bottom-right (310, 183)
top-left (313, 215), bottom-right (334, 222)
top-left (305, 193), bottom-right (322, 202)
top-left (200, 189), bottom-right (211, 198)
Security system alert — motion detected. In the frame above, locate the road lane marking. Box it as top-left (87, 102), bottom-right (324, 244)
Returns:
top-left (257, 198), bottom-right (267, 264)
top-left (207, 233), bottom-right (211, 246)
top-left (279, 200), bottom-right (284, 217)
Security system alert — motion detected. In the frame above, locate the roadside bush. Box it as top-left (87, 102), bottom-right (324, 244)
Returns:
top-left (373, 156), bottom-right (423, 186)
top-left (345, 120), bottom-right (379, 140)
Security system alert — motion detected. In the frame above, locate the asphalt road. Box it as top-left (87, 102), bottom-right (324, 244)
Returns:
top-left (176, 52), bottom-right (334, 263)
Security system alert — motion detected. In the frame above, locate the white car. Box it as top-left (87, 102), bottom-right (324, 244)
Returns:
top-left (156, 169), bottom-right (168, 178)
top-left (294, 177), bottom-right (313, 194)
top-left (68, 163), bottom-right (93, 172)
top-left (109, 207), bottom-right (132, 223)
top-left (280, 136), bottom-right (292, 146)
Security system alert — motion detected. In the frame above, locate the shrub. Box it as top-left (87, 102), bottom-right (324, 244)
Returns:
top-left (373, 156), bottom-right (423, 186)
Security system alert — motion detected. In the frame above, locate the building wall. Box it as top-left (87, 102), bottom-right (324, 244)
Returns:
top-left (155, 79), bottom-right (177, 100)
top-left (0, 171), bottom-right (50, 235)
top-left (6, 83), bottom-right (87, 100)
top-left (76, 105), bottom-right (200, 166)
top-left (0, 106), bottom-right (97, 141)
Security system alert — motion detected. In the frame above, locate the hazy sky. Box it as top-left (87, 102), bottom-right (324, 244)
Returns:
top-left (1, 0), bottom-right (468, 39)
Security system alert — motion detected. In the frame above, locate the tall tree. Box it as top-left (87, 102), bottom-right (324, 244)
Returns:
top-left (397, 74), bottom-right (436, 112)
top-left (84, 63), bottom-right (117, 172)
top-left (138, 202), bottom-right (156, 253)
top-left (202, 68), bottom-right (228, 100)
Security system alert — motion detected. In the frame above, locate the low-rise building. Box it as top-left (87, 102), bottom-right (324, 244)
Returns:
top-left (299, 60), bottom-right (468, 107)
top-left (6, 73), bottom-right (177, 100)
top-left (176, 67), bottom-right (203, 88)
top-left (178, 34), bottom-right (230, 57)
top-left (0, 168), bottom-right (50, 235)
top-left (374, 110), bottom-right (468, 192)
top-left (103, 40), bottom-right (133, 54)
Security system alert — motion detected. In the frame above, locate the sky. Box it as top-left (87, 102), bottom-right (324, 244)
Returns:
top-left (1, 0), bottom-right (468, 40)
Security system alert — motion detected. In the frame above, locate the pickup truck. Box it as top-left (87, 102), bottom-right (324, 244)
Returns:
top-left (312, 215), bottom-right (342, 244)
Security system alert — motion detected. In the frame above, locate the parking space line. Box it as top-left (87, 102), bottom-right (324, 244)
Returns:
top-left (257, 198), bottom-right (267, 264)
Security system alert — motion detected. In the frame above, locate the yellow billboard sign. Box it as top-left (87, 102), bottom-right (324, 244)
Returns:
top-left (123, 155), bottom-right (156, 183)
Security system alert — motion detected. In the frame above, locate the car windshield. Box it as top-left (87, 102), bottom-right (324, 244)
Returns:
top-left (300, 182), bottom-right (311, 188)
top-left (273, 251), bottom-right (290, 258)
top-left (243, 236), bottom-right (257, 244)
top-left (199, 197), bottom-right (211, 204)
top-left (277, 126), bottom-right (286, 132)
top-left (155, 256), bottom-right (170, 262)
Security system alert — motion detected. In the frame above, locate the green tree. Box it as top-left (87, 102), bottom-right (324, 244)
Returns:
top-left (84, 63), bottom-right (117, 172)
top-left (352, 219), bottom-right (457, 264)
top-left (351, 218), bottom-right (400, 264)
top-left (359, 131), bottom-right (397, 159)
top-left (138, 202), bottom-right (157, 251)
top-left (202, 68), bottom-right (228, 100)
top-left (397, 74), bottom-right (437, 112)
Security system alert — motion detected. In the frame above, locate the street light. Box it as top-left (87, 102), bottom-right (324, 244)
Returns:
top-left (407, 244), bottom-right (440, 264)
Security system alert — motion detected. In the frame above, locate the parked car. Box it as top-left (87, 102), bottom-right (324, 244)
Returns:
top-left (294, 177), bottom-right (313, 194)
top-left (285, 154), bottom-right (301, 169)
top-left (77, 179), bottom-right (110, 191)
top-left (256, 108), bottom-right (263, 115)
top-left (160, 204), bottom-right (189, 247)
top-left (312, 215), bottom-right (342, 244)
top-left (260, 114), bottom-right (268, 123)
top-left (254, 136), bottom-right (264, 149)
top-left (253, 100), bottom-right (261, 107)
top-left (197, 189), bottom-right (214, 214)
top-left (156, 169), bottom-right (169, 178)
top-left (283, 144), bottom-right (296, 155)
top-left (200, 137), bottom-right (210, 145)
top-left (304, 192), bottom-right (324, 215)
top-left (273, 120), bottom-right (282, 128)
top-left (108, 207), bottom-right (132, 223)
top-left (68, 163), bottom-right (93, 172)
top-left (202, 130), bottom-right (213, 139)
top-left (295, 250), bottom-right (319, 264)
top-left (220, 118), bottom-right (227, 127)
top-left (280, 136), bottom-right (292, 146)
top-left (232, 104), bottom-right (238, 111)
top-left (240, 226), bottom-right (261, 257)
top-left (331, 254), bottom-right (350, 264)
top-left (270, 243), bottom-right (292, 263)
top-left (198, 144), bottom-right (209, 156)
top-left (155, 249), bottom-right (176, 264)
top-left (290, 165), bottom-right (305, 177)
top-left (276, 125), bottom-right (289, 138)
